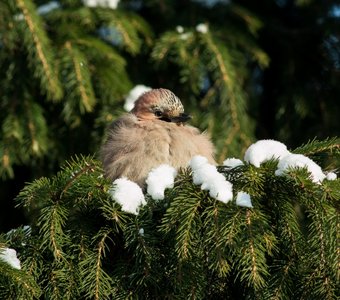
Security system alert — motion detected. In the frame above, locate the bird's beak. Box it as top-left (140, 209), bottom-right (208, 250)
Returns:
top-left (170, 113), bottom-right (192, 123)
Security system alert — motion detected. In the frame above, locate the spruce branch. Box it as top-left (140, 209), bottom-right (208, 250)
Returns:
top-left (151, 32), bottom-right (185, 64)
top-left (59, 155), bottom-right (99, 199)
top-left (38, 203), bottom-right (69, 261)
top-left (14, 0), bottom-right (63, 100)
top-left (16, 176), bottom-right (53, 210)
top-left (5, 140), bottom-right (340, 298)
top-left (0, 144), bottom-right (15, 179)
top-left (199, 33), bottom-right (252, 158)
top-left (266, 258), bottom-right (298, 300)
top-left (65, 41), bottom-right (95, 112)
top-left (202, 201), bottom-right (231, 277)
top-left (0, 99), bottom-right (49, 177)
top-left (60, 41), bottom-right (96, 126)
top-left (293, 137), bottom-right (340, 169)
top-left (233, 208), bottom-right (274, 292)
top-left (0, 261), bottom-right (41, 299)
top-left (230, 4), bottom-right (264, 35)
top-left (161, 178), bottom-right (204, 261)
top-left (299, 199), bottom-right (338, 299)
top-left (80, 228), bottom-right (115, 300)
top-left (96, 10), bottom-right (150, 55)
top-left (75, 37), bottom-right (132, 103)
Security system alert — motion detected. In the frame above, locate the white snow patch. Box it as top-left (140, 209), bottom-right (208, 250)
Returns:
top-left (124, 84), bottom-right (152, 111)
top-left (208, 179), bottom-right (233, 203)
top-left (190, 155), bottom-right (233, 203)
top-left (196, 23), bottom-right (209, 33)
top-left (244, 139), bottom-right (290, 167)
top-left (189, 155), bottom-right (209, 170)
top-left (192, 163), bottom-right (218, 186)
top-left (139, 228), bottom-right (145, 236)
top-left (0, 248), bottom-right (21, 270)
top-left (236, 192), bottom-right (253, 208)
top-left (223, 158), bottom-right (244, 168)
top-left (179, 32), bottom-right (192, 40)
top-left (109, 178), bottom-right (146, 215)
top-left (146, 164), bottom-right (177, 200)
top-left (275, 153), bottom-right (326, 183)
top-left (176, 26), bottom-right (184, 33)
top-left (326, 172), bottom-right (337, 180)
top-left (83, 0), bottom-right (120, 9)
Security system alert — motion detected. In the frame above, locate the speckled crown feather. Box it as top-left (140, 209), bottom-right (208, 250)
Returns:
top-left (132, 88), bottom-right (184, 117)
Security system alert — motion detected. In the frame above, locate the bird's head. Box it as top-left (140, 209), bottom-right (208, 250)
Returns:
top-left (131, 88), bottom-right (191, 124)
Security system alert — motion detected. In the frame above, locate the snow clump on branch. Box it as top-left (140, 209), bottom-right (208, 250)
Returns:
top-left (243, 139), bottom-right (331, 184)
top-left (176, 26), bottom-right (184, 33)
top-left (326, 172), bottom-right (337, 180)
top-left (223, 158), bottom-right (244, 168)
top-left (83, 0), bottom-right (120, 9)
top-left (190, 156), bottom-right (233, 203)
top-left (196, 23), bottom-right (209, 34)
top-left (146, 164), bottom-right (177, 200)
top-left (236, 192), bottom-right (253, 208)
top-left (275, 153), bottom-right (326, 183)
top-left (109, 178), bottom-right (146, 215)
top-left (0, 248), bottom-right (21, 270)
top-left (244, 139), bottom-right (290, 167)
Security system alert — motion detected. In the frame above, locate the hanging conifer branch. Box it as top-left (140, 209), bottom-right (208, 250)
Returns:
top-left (199, 34), bottom-right (252, 157)
top-left (233, 208), bottom-right (272, 291)
top-left (0, 148), bottom-right (13, 179)
top-left (94, 229), bottom-right (114, 300)
top-left (65, 41), bottom-right (95, 113)
top-left (60, 41), bottom-right (96, 126)
top-left (24, 101), bottom-right (49, 156)
top-left (15, 0), bottom-right (63, 100)
top-left (299, 200), bottom-right (338, 299)
top-left (38, 203), bottom-right (68, 261)
top-left (202, 201), bottom-right (231, 276)
top-left (96, 10), bottom-right (151, 55)
top-left (0, 260), bottom-right (41, 299)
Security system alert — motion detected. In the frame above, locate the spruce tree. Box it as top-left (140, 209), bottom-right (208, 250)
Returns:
top-left (1, 139), bottom-right (339, 299)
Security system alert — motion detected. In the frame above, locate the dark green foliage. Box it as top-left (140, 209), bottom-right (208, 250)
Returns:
top-left (1, 142), bottom-right (338, 299)
top-left (0, 0), bottom-right (151, 178)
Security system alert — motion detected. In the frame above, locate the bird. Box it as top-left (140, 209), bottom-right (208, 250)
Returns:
top-left (100, 88), bottom-right (215, 186)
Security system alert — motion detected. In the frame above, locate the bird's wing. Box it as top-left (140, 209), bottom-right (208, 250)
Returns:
top-left (100, 115), bottom-right (171, 185)
top-left (100, 115), bottom-right (138, 179)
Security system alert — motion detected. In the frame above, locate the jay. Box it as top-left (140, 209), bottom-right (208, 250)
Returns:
top-left (100, 88), bottom-right (215, 186)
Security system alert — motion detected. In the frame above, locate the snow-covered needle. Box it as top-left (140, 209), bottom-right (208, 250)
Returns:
top-left (190, 155), bottom-right (233, 204)
top-left (275, 153), bottom-right (326, 183)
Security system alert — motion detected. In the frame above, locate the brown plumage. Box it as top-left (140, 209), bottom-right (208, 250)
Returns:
top-left (100, 88), bottom-right (215, 186)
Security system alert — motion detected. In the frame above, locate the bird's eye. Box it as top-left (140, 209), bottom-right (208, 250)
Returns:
top-left (154, 110), bottom-right (163, 117)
